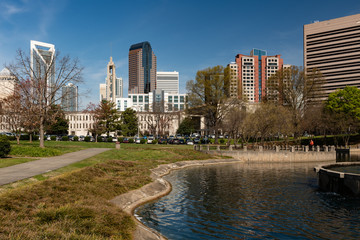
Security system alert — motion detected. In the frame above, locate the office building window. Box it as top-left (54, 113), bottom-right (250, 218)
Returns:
top-left (133, 95), bottom-right (137, 102)
top-left (174, 96), bottom-right (178, 103)
top-left (180, 96), bottom-right (184, 103)
top-left (168, 96), bottom-right (172, 103)
top-left (139, 96), bottom-right (143, 103)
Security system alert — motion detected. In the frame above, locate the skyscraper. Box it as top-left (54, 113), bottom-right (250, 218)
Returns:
top-left (235, 49), bottom-right (283, 102)
top-left (61, 83), bottom-right (78, 112)
top-left (30, 40), bottom-right (55, 89)
top-left (156, 71), bottom-right (179, 94)
top-left (304, 14), bottom-right (360, 100)
top-left (128, 41), bottom-right (157, 94)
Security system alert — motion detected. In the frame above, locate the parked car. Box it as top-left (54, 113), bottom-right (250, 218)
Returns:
top-left (79, 135), bottom-right (85, 141)
top-left (158, 138), bottom-right (167, 144)
top-left (193, 137), bottom-right (201, 144)
top-left (201, 137), bottom-right (210, 144)
top-left (179, 139), bottom-right (185, 144)
top-left (123, 137), bottom-right (129, 143)
top-left (148, 136), bottom-right (154, 144)
top-left (135, 137), bottom-right (141, 144)
top-left (186, 139), bottom-right (194, 145)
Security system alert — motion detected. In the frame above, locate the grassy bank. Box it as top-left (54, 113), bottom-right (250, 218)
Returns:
top-left (0, 144), bottom-right (213, 239)
top-left (10, 141), bottom-right (114, 157)
top-left (0, 141), bottom-right (116, 169)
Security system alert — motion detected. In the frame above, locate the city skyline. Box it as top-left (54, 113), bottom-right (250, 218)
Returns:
top-left (0, 0), bottom-right (359, 109)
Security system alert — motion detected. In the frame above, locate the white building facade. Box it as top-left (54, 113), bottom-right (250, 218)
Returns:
top-left (0, 68), bottom-right (16, 100)
top-left (65, 110), bottom-right (182, 136)
top-left (156, 71), bottom-right (179, 94)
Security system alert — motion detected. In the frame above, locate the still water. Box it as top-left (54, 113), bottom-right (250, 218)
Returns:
top-left (135, 162), bottom-right (360, 239)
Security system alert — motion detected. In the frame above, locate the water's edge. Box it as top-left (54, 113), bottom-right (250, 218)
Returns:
top-left (110, 158), bottom-right (244, 240)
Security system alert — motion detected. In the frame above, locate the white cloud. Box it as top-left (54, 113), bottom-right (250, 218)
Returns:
top-left (0, 2), bottom-right (26, 19)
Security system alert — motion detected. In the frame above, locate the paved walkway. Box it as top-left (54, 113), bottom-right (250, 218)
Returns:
top-left (0, 148), bottom-right (111, 186)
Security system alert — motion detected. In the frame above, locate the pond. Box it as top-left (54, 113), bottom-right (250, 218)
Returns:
top-left (135, 162), bottom-right (360, 239)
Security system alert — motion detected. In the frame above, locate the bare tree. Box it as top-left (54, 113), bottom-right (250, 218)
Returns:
top-left (266, 66), bottom-right (324, 139)
top-left (0, 92), bottom-right (23, 144)
top-left (250, 103), bottom-right (293, 146)
top-left (7, 49), bottom-right (83, 148)
top-left (144, 101), bottom-right (178, 137)
top-left (187, 65), bottom-right (238, 143)
top-left (221, 100), bottom-right (246, 147)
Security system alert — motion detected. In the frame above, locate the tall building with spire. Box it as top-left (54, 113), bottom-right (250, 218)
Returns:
top-left (128, 41), bottom-right (157, 94)
top-left (100, 57), bottom-right (123, 101)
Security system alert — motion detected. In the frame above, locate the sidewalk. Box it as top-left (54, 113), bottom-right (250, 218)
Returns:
top-left (0, 148), bottom-right (111, 186)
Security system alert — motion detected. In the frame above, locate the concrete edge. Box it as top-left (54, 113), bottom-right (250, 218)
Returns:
top-left (110, 158), bottom-right (243, 240)
top-left (314, 162), bottom-right (360, 177)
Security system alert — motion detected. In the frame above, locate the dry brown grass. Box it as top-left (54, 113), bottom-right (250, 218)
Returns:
top-left (0, 144), bottom-right (214, 239)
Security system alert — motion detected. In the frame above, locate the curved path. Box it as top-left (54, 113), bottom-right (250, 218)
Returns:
top-left (0, 148), bottom-right (111, 186)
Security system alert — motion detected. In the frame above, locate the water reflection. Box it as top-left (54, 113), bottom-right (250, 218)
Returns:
top-left (135, 162), bottom-right (360, 239)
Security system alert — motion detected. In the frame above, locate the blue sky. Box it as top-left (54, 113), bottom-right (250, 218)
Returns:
top-left (0, 0), bottom-right (359, 109)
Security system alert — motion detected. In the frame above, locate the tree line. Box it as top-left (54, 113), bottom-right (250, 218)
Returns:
top-left (184, 65), bottom-right (360, 146)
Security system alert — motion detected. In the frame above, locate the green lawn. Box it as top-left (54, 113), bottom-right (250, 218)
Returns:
top-left (0, 143), bottom-right (214, 239)
top-left (0, 141), bottom-right (117, 169)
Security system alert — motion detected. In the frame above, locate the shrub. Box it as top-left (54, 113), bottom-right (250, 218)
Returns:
top-left (7, 135), bottom-right (16, 141)
top-left (84, 136), bottom-right (91, 142)
top-left (140, 139), bottom-right (146, 144)
top-left (0, 135), bottom-right (11, 158)
top-left (128, 138), bottom-right (134, 143)
top-left (219, 139), bottom-right (225, 144)
top-left (62, 136), bottom-right (69, 141)
top-left (97, 136), bottom-right (103, 142)
top-left (107, 137), bottom-right (113, 143)
top-left (32, 135), bottom-right (39, 141)
top-left (20, 134), bottom-right (30, 140)
top-left (50, 136), bottom-right (57, 141)
top-left (118, 137), bottom-right (124, 143)
top-left (152, 140), bottom-right (158, 144)
top-left (73, 136), bottom-right (79, 141)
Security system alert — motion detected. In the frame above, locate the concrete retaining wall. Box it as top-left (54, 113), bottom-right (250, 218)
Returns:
top-left (314, 163), bottom-right (360, 197)
top-left (206, 150), bottom-right (336, 162)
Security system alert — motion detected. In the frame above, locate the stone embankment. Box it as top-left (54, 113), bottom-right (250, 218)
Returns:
top-left (110, 158), bottom-right (242, 240)
top-left (196, 145), bottom-right (337, 162)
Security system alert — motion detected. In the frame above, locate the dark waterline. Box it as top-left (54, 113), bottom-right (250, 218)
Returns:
top-left (135, 162), bottom-right (360, 239)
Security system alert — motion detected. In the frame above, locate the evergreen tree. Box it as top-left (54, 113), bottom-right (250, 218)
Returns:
top-left (120, 108), bottom-right (138, 136)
